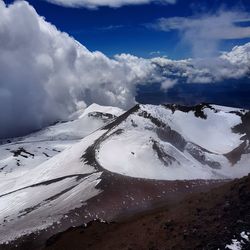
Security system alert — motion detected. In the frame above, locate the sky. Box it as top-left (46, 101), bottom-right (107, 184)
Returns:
top-left (4, 0), bottom-right (250, 59)
top-left (1, 0), bottom-right (250, 139)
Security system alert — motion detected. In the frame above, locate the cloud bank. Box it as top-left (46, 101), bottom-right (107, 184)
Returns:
top-left (0, 0), bottom-right (161, 138)
top-left (45, 0), bottom-right (176, 9)
top-left (153, 10), bottom-right (250, 58)
top-left (0, 0), bottom-right (250, 139)
top-left (151, 43), bottom-right (250, 84)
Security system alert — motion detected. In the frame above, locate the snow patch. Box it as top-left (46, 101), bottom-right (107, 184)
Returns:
top-left (226, 231), bottom-right (250, 250)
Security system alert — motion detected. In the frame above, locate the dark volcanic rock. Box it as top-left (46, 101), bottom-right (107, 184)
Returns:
top-left (45, 174), bottom-right (250, 250)
top-left (163, 103), bottom-right (217, 119)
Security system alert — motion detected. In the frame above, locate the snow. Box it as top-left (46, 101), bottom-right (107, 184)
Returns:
top-left (1, 103), bottom-right (250, 242)
top-left (97, 129), bottom-right (215, 180)
top-left (240, 232), bottom-right (250, 242)
top-left (226, 239), bottom-right (242, 250)
top-left (0, 128), bottom-right (105, 242)
top-left (0, 103), bottom-right (122, 180)
top-left (212, 105), bottom-right (246, 113)
top-left (0, 173), bottom-right (102, 244)
top-left (97, 104), bottom-right (250, 180)
top-left (80, 103), bottom-right (123, 118)
top-left (0, 129), bottom-right (105, 196)
top-left (140, 104), bottom-right (243, 154)
top-left (0, 104), bottom-right (119, 243)
top-left (225, 231), bottom-right (250, 250)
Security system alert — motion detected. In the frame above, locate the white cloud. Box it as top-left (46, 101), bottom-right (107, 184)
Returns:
top-left (153, 10), bottom-right (250, 58)
top-left (0, 0), bottom-right (160, 138)
top-left (161, 79), bottom-right (177, 91)
top-left (151, 42), bottom-right (250, 83)
top-left (45, 0), bottom-right (176, 9)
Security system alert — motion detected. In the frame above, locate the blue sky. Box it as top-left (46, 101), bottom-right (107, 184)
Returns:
top-left (4, 0), bottom-right (250, 59)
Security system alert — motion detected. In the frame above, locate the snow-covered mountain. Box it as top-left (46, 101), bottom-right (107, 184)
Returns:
top-left (0, 104), bottom-right (123, 243)
top-left (95, 104), bottom-right (250, 180)
top-left (0, 103), bottom-right (123, 174)
top-left (0, 103), bottom-right (250, 245)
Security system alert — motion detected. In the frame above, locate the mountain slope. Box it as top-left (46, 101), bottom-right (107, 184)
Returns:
top-left (0, 104), bottom-right (122, 244)
top-left (46, 173), bottom-right (250, 250)
top-left (89, 103), bottom-right (250, 180)
top-left (0, 103), bottom-right (250, 247)
top-left (0, 103), bottom-right (123, 175)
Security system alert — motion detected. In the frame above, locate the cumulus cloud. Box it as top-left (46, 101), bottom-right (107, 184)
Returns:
top-left (153, 10), bottom-right (250, 58)
top-left (0, 0), bottom-right (162, 138)
top-left (152, 43), bottom-right (250, 84)
top-left (45, 0), bottom-right (176, 9)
